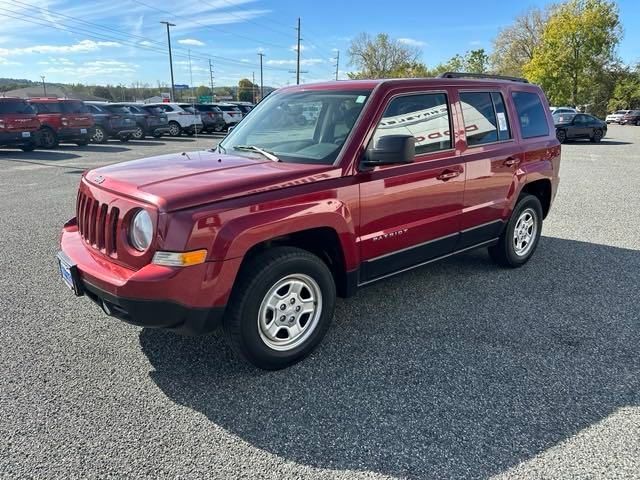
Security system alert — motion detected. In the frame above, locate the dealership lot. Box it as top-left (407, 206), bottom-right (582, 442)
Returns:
top-left (0, 127), bottom-right (638, 478)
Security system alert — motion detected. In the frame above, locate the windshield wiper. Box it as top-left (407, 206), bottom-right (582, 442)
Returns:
top-left (233, 145), bottom-right (280, 162)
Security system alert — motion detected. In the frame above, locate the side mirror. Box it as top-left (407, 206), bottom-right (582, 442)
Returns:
top-left (362, 135), bottom-right (415, 168)
top-left (227, 125), bottom-right (236, 134)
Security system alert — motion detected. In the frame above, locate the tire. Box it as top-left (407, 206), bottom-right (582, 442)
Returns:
top-left (556, 129), bottom-right (567, 143)
top-left (20, 143), bottom-right (36, 152)
top-left (132, 126), bottom-right (145, 140)
top-left (39, 127), bottom-right (58, 149)
top-left (489, 194), bottom-right (543, 268)
top-left (152, 132), bottom-right (163, 138)
top-left (119, 135), bottom-right (130, 143)
top-left (590, 129), bottom-right (603, 143)
top-left (91, 126), bottom-right (107, 144)
top-left (223, 247), bottom-right (336, 370)
top-left (635, 120), bottom-right (640, 126)
top-left (76, 139), bottom-right (89, 146)
top-left (168, 121), bottom-right (181, 137)
top-left (186, 130), bottom-right (194, 136)
top-left (214, 124), bottom-right (224, 133)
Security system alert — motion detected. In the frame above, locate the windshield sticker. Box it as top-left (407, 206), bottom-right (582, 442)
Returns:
top-left (356, 95), bottom-right (366, 104)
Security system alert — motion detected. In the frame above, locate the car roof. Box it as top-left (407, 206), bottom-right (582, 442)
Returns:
top-left (27, 97), bottom-right (80, 102)
top-left (0, 97), bottom-right (27, 102)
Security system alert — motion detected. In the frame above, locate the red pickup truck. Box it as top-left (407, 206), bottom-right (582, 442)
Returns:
top-left (58, 74), bottom-right (560, 369)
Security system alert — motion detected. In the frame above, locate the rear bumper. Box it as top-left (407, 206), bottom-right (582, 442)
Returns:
top-left (109, 126), bottom-right (137, 138)
top-left (58, 127), bottom-right (93, 142)
top-left (0, 130), bottom-right (39, 146)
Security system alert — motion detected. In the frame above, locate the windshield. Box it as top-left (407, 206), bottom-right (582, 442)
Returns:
top-left (219, 89), bottom-right (371, 165)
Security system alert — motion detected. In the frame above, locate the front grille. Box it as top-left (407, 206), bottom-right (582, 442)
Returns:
top-left (77, 191), bottom-right (119, 256)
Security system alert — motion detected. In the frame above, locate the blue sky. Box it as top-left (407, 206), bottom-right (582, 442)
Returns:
top-left (0, 0), bottom-right (638, 88)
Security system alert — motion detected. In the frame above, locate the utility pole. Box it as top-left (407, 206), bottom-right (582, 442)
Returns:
top-left (208, 59), bottom-right (214, 100)
top-left (40, 76), bottom-right (46, 96)
top-left (252, 71), bottom-right (256, 103)
top-left (160, 21), bottom-right (176, 101)
top-left (334, 51), bottom-right (339, 81)
top-left (257, 52), bottom-right (265, 101)
top-left (296, 17), bottom-right (301, 85)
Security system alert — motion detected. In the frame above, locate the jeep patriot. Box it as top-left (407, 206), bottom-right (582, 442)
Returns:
top-left (58, 73), bottom-right (561, 369)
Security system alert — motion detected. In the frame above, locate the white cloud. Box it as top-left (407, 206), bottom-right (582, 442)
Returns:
top-left (397, 38), bottom-right (427, 47)
top-left (178, 38), bottom-right (205, 47)
top-left (0, 40), bottom-right (120, 57)
top-left (139, 40), bottom-right (154, 47)
top-left (43, 60), bottom-right (137, 78)
top-left (0, 57), bottom-right (21, 66)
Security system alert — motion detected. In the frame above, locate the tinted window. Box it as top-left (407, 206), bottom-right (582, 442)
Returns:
top-left (61, 101), bottom-right (89, 113)
top-left (0, 101), bottom-right (35, 114)
top-left (217, 105), bottom-right (242, 112)
top-left (491, 92), bottom-right (511, 141)
top-left (32, 102), bottom-right (63, 113)
top-left (87, 104), bottom-right (105, 114)
top-left (512, 91), bottom-right (549, 138)
top-left (460, 92), bottom-right (499, 146)
top-left (372, 93), bottom-right (451, 155)
top-left (102, 105), bottom-right (130, 114)
top-left (143, 106), bottom-right (163, 115)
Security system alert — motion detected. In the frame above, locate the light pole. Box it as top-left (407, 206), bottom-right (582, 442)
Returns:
top-left (40, 76), bottom-right (46, 96)
top-left (257, 52), bottom-right (265, 101)
top-left (160, 21), bottom-right (176, 101)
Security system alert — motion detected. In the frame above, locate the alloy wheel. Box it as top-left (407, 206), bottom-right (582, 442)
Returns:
top-left (513, 208), bottom-right (538, 257)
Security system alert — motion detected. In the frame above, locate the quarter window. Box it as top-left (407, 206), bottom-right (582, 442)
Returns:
top-left (372, 93), bottom-right (452, 155)
top-left (459, 91), bottom-right (511, 146)
top-left (511, 91), bottom-right (549, 138)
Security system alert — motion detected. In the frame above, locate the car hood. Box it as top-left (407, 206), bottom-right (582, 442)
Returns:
top-left (85, 150), bottom-right (339, 212)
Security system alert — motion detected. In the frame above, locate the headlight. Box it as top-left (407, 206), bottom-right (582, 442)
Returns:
top-left (129, 210), bottom-right (153, 251)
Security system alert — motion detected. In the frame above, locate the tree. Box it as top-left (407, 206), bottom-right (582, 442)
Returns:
top-left (608, 66), bottom-right (640, 110)
top-left (348, 33), bottom-right (422, 79)
top-left (491, 8), bottom-right (548, 76)
top-left (524, 0), bottom-right (622, 107)
top-left (464, 49), bottom-right (490, 74)
top-left (237, 78), bottom-right (258, 102)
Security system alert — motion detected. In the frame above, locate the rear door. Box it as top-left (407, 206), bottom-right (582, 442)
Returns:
top-left (456, 88), bottom-right (521, 247)
top-left (358, 89), bottom-right (465, 282)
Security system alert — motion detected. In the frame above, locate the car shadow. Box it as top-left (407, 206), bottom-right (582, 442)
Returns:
top-left (60, 145), bottom-right (130, 153)
top-left (0, 150), bottom-right (81, 161)
top-left (158, 137), bottom-right (198, 142)
top-left (139, 236), bottom-right (639, 479)
top-left (563, 140), bottom-right (632, 145)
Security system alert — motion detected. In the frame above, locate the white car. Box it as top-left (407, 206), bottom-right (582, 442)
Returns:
top-left (605, 110), bottom-right (631, 124)
top-left (550, 106), bottom-right (578, 115)
top-left (213, 103), bottom-right (244, 129)
top-left (146, 103), bottom-right (202, 136)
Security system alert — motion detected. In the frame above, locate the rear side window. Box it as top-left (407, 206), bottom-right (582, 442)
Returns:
top-left (511, 91), bottom-right (549, 138)
top-left (459, 91), bottom-right (511, 146)
top-left (32, 102), bottom-right (63, 113)
top-left (61, 101), bottom-right (89, 114)
top-left (372, 93), bottom-right (452, 155)
top-left (0, 101), bottom-right (35, 114)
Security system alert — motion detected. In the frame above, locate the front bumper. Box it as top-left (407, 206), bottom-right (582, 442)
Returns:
top-left (0, 130), bottom-right (39, 146)
top-left (58, 224), bottom-right (238, 335)
top-left (109, 126), bottom-right (137, 138)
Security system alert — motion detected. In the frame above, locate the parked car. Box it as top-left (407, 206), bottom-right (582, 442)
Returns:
top-left (178, 104), bottom-right (225, 133)
top-left (85, 102), bottom-right (138, 143)
top-left (113, 103), bottom-right (171, 139)
top-left (554, 112), bottom-right (607, 143)
top-left (228, 101), bottom-right (254, 115)
top-left (620, 110), bottom-right (640, 126)
top-left (0, 97), bottom-right (40, 151)
top-left (28, 98), bottom-right (94, 148)
top-left (212, 103), bottom-right (243, 129)
top-left (605, 109), bottom-right (631, 124)
top-left (57, 74), bottom-right (560, 370)
top-left (146, 103), bottom-right (202, 136)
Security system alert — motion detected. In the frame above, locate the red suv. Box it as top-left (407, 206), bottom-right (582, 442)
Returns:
top-left (28, 98), bottom-right (94, 148)
top-left (58, 74), bottom-right (560, 369)
top-left (0, 98), bottom-right (41, 151)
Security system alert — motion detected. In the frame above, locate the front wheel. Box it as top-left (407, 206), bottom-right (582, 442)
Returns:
top-left (223, 247), bottom-right (336, 370)
top-left (489, 194), bottom-right (543, 268)
top-left (556, 129), bottom-right (567, 143)
top-left (168, 121), bottom-right (181, 137)
top-left (91, 126), bottom-right (107, 144)
top-left (39, 127), bottom-right (58, 148)
top-left (132, 126), bottom-right (145, 140)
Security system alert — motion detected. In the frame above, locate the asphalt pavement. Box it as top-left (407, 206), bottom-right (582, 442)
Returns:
top-left (0, 127), bottom-right (638, 479)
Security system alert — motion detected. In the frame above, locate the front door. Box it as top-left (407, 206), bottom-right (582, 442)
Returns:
top-left (358, 91), bottom-right (465, 283)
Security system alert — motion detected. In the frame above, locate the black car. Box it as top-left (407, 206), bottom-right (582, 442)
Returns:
top-left (113, 103), bottom-right (171, 139)
top-left (553, 113), bottom-right (607, 143)
top-left (86, 103), bottom-right (138, 143)
top-left (186, 104), bottom-right (226, 133)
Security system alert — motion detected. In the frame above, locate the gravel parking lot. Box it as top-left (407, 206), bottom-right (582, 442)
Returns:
top-left (1, 127), bottom-right (638, 479)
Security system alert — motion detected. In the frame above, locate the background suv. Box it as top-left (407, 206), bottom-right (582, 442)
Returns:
top-left (112, 103), bottom-right (171, 139)
top-left (606, 109), bottom-right (631, 124)
top-left (0, 97), bottom-right (40, 151)
top-left (184, 104), bottom-right (226, 133)
top-left (147, 103), bottom-right (202, 136)
top-left (212, 103), bottom-right (243, 130)
top-left (620, 110), bottom-right (640, 125)
top-left (86, 103), bottom-right (138, 143)
top-left (29, 98), bottom-right (94, 148)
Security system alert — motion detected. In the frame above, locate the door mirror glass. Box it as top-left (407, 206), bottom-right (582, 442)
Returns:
top-left (362, 134), bottom-right (415, 167)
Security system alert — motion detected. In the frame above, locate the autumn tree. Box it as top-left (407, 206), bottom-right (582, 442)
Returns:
top-left (237, 78), bottom-right (258, 102)
top-left (491, 8), bottom-right (548, 76)
top-left (348, 33), bottom-right (422, 79)
top-left (524, 0), bottom-right (621, 107)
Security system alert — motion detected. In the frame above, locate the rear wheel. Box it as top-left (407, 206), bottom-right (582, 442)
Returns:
top-left (20, 143), bottom-right (36, 152)
top-left (119, 135), bottom-right (131, 143)
top-left (75, 139), bottom-right (89, 146)
top-left (590, 129), bottom-right (603, 143)
top-left (489, 194), bottom-right (543, 268)
top-left (39, 127), bottom-right (58, 148)
top-left (556, 129), bottom-right (567, 143)
top-left (168, 121), bottom-right (181, 137)
top-left (132, 126), bottom-right (145, 140)
top-left (91, 126), bottom-right (107, 144)
top-left (223, 247), bottom-right (336, 370)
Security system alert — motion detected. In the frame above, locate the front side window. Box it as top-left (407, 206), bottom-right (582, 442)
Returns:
top-left (460, 91), bottom-right (511, 146)
top-left (61, 101), bottom-right (89, 114)
top-left (372, 93), bottom-right (451, 155)
top-left (512, 91), bottom-right (550, 138)
top-left (219, 89), bottom-right (371, 165)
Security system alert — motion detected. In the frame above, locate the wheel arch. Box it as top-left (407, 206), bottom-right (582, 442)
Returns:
top-left (520, 179), bottom-right (552, 218)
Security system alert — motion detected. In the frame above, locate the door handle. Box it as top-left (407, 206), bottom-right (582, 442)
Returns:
top-left (504, 156), bottom-right (520, 167)
top-left (437, 169), bottom-right (461, 181)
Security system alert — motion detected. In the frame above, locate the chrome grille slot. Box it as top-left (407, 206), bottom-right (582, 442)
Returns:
top-left (76, 191), bottom-right (119, 257)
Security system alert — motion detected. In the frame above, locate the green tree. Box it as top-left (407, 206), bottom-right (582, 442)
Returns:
top-left (92, 85), bottom-right (113, 100)
top-left (464, 49), bottom-right (490, 74)
top-left (491, 7), bottom-right (548, 76)
top-left (524, 0), bottom-right (621, 107)
top-left (348, 33), bottom-right (422, 79)
top-left (608, 67), bottom-right (640, 111)
top-left (237, 78), bottom-right (258, 102)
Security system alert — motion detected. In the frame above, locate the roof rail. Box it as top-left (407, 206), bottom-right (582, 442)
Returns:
top-left (437, 72), bottom-right (529, 83)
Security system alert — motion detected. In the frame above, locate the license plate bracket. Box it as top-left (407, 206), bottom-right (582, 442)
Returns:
top-left (57, 252), bottom-right (83, 296)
